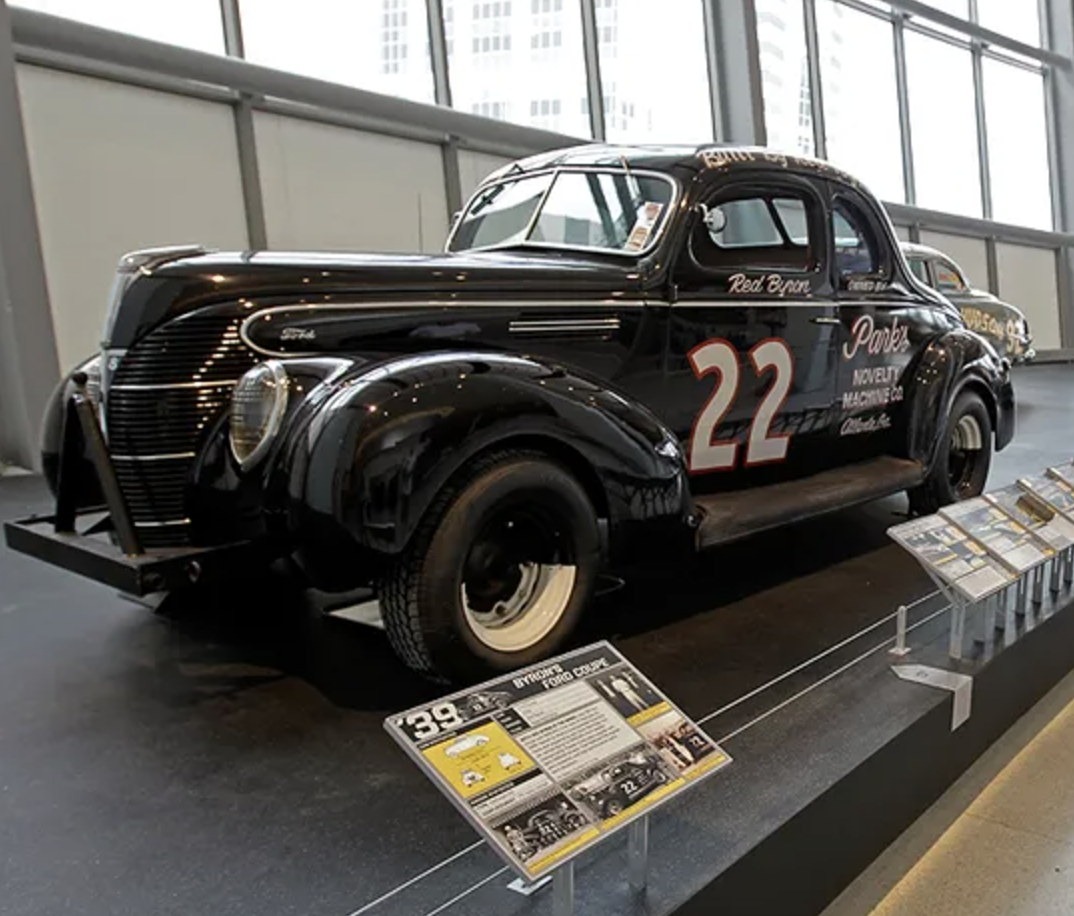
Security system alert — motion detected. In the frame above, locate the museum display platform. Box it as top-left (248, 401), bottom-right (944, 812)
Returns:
top-left (1, 365), bottom-right (1074, 916)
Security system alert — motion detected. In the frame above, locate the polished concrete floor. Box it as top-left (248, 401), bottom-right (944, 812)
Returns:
top-left (0, 364), bottom-right (1071, 916)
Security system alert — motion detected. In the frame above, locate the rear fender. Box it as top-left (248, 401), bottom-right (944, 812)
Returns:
top-left (279, 351), bottom-right (689, 559)
top-left (901, 329), bottom-right (1013, 472)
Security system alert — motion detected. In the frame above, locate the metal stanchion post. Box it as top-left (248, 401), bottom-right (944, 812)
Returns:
top-left (1065, 548), bottom-right (1073, 586)
top-left (554, 863), bottom-right (575, 916)
top-left (1033, 565), bottom-right (1044, 606)
top-left (950, 594), bottom-right (966, 661)
top-left (890, 604), bottom-right (910, 657)
top-left (982, 594), bottom-right (996, 660)
top-left (1051, 555), bottom-right (1061, 595)
top-left (628, 815), bottom-right (650, 893)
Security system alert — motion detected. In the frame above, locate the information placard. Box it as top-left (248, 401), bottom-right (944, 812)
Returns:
top-left (1019, 472), bottom-right (1074, 521)
top-left (940, 497), bottom-right (1054, 573)
top-left (889, 514), bottom-right (1015, 600)
top-left (985, 484), bottom-right (1074, 552)
top-left (385, 642), bottom-right (730, 880)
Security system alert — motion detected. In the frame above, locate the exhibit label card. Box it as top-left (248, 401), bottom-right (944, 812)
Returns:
top-left (385, 642), bottom-right (730, 880)
top-left (940, 497), bottom-right (1054, 573)
top-left (888, 514), bottom-right (1015, 601)
top-left (1020, 472), bottom-right (1074, 520)
top-left (985, 484), bottom-right (1074, 551)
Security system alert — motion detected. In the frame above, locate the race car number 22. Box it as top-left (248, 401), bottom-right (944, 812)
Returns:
top-left (688, 338), bottom-right (794, 473)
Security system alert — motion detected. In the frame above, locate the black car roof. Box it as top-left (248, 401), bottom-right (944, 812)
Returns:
top-left (482, 143), bottom-right (868, 190)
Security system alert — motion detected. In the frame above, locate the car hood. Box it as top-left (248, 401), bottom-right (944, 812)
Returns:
top-left (106, 249), bottom-right (648, 348)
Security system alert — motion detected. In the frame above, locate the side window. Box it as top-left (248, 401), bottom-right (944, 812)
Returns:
top-left (832, 199), bottom-right (880, 279)
top-left (907, 257), bottom-right (931, 285)
top-left (690, 190), bottom-right (815, 272)
top-left (935, 259), bottom-right (967, 291)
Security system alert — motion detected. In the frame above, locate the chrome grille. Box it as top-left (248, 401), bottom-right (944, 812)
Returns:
top-left (105, 311), bottom-right (258, 547)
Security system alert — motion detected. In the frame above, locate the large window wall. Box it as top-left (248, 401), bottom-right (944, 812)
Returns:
top-left (7, 0), bottom-right (1063, 231)
top-left (11, 0), bottom-right (718, 145)
top-left (756, 0), bottom-right (1055, 229)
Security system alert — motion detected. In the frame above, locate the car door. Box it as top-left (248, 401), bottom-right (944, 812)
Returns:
top-left (829, 186), bottom-right (942, 461)
top-left (662, 173), bottom-right (840, 493)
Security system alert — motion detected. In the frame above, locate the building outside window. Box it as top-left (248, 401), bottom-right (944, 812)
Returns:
top-left (11, 0), bottom-right (226, 54)
top-left (756, 0), bottom-right (815, 156)
top-left (449, 0), bottom-right (590, 135)
top-left (595, 0), bottom-right (713, 143)
top-left (240, 0), bottom-right (436, 103)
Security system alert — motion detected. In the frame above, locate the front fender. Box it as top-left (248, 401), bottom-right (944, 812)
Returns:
top-left (279, 351), bottom-right (688, 560)
top-left (902, 329), bottom-right (1014, 471)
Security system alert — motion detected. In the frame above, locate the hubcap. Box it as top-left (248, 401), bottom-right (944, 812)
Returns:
top-left (461, 508), bottom-right (576, 653)
top-left (948, 414), bottom-right (984, 496)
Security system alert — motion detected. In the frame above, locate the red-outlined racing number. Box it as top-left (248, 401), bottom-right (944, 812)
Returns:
top-left (688, 337), bottom-right (794, 473)
top-left (687, 339), bottom-right (740, 472)
top-left (746, 338), bottom-right (794, 466)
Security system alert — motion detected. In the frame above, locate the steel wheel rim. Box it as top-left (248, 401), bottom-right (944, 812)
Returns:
top-left (948, 414), bottom-right (984, 495)
top-left (461, 507), bottom-right (575, 653)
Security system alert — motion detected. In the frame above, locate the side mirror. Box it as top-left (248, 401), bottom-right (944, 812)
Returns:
top-left (697, 203), bottom-right (726, 237)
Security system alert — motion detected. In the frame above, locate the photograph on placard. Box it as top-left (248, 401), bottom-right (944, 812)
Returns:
top-left (563, 744), bottom-right (678, 823)
top-left (588, 664), bottom-right (663, 720)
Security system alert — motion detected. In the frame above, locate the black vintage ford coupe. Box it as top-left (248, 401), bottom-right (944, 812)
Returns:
top-left (5, 144), bottom-right (1015, 681)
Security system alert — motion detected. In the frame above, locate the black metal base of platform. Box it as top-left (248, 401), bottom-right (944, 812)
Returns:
top-left (672, 591), bottom-right (1074, 916)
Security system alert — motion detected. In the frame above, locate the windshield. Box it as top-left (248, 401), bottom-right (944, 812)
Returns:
top-left (448, 169), bottom-right (675, 255)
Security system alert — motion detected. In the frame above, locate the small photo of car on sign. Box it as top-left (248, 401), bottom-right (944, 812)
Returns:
top-left (421, 721), bottom-right (535, 799)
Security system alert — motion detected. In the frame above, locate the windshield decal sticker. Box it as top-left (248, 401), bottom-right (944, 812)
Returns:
top-left (624, 202), bottom-right (665, 253)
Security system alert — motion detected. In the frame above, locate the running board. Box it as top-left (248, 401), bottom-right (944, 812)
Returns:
top-left (694, 456), bottom-right (926, 550)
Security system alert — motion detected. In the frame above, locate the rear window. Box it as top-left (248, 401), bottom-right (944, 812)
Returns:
top-left (935, 260), bottom-right (967, 291)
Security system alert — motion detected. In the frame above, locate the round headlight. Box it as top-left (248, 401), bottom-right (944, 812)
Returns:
top-left (230, 360), bottom-right (289, 469)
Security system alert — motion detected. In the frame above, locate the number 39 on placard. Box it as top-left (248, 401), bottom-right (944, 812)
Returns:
top-left (403, 702), bottom-right (464, 740)
top-left (688, 337), bottom-right (794, 473)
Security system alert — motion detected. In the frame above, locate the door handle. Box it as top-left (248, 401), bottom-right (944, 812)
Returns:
top-left (811, 316), bottom-right (841, 326)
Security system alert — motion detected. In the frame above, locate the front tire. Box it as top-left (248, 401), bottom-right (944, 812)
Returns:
top-left (908, 389), bottom-right (993, 516)
top-left (379, 450), bottom-right (601, 682)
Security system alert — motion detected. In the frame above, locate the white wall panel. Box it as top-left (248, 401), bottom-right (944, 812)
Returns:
top-left (459, 149), bottom-right (513, 201)
top-left (16, 65), bottom-right (248, 370)
top-left (255, 114), bottom-right (448, 254)
top-left (892, 224), bottom-right (912, 242)
top-left (995, 243), bottom-right (1062, 351)
top-left (920, 231), bottom-right (990, 291)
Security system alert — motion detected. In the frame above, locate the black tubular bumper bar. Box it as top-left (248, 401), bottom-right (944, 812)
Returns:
top-left (3, 372), bottom-right (271, 595)
top-left (3, 514), bottom-right (270, 595)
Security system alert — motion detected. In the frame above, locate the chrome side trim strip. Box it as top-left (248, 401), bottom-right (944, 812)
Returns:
top-left (239, 300), bottom-right (644, 357)
top-left (509, 318), bottom-right (621, 333)
top-left (112, 452), bottom-right (197, 462)
top-left (133, 518), bottom-right (192, 528)
top-left (109, 379), bottom-right (240, 391)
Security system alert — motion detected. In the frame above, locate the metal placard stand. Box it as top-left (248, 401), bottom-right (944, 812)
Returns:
top-left (546, 815), bottom-right (648, 916)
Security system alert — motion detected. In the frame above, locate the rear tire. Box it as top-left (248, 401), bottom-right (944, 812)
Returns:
top-left (379, 450), bottom-right (601, 683)
top-left (907, 390), bottom-right (993, 516)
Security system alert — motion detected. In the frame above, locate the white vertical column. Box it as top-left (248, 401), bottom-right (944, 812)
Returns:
top-left (0, 0), bottom-right (61, 470)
